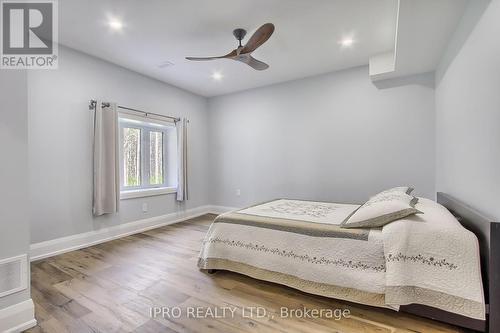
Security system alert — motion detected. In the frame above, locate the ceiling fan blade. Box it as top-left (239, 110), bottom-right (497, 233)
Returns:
top-left (185, 56), bottom-right (222, 61)
top-left (241, 23), bottom-right (275, 54)
top-left (186, 50), bottom-right (237, 61)
top-left (235, 55), bottom-right (269, 70)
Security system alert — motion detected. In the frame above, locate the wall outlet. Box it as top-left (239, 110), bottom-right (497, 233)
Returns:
top-left (236, 189), bottom-right (241, 196)
top-left (142, 203), bottom-right (148, 213)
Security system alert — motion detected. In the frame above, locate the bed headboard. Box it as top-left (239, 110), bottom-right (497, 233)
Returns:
top-left (437, 192), bottom-right (499, 332)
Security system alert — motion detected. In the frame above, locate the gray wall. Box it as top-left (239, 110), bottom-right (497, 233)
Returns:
top-left (28, 46), bottom-right (210, 243)
top-left (0, 71), bottom-right (31, 309)
top-left (436, 0), bottom-right (500, 220)
top-left (208, 66), bottom-right (436, 208)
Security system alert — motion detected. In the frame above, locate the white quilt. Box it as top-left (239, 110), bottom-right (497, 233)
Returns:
top-left (199, 198), bottom-right (486, 320)
top-left (383, 198), bottom-right (485, 319)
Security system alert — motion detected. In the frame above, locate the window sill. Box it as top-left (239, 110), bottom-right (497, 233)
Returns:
top-left (120, 187), bottom-right (177, 200)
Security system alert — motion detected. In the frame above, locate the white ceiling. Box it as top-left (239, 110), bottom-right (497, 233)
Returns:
top-left (59, 0), bottom-right (467, 97)
top-left (370, 0), bottom-right (469, 80)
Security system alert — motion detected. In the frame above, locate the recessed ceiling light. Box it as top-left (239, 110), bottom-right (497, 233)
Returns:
top-left (108, 19), bottom-right (123, 31)
top-left (212, 71), bottom-right (223, 81)
top-left (339, 38), bottom-right (355, 48)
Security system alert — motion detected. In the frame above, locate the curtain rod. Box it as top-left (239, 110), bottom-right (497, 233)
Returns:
top-left (89, 100), bottom-right (181, 122)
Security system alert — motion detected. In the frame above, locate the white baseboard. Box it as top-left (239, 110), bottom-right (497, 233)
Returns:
top-left (0, 299), bottom-right (36, 333)
top-left (207, 205), bottom-right (238, 215)
top-left (30, 205), bottom-right (215, 262)
top-left (29, 204), bottom-right (240, 262)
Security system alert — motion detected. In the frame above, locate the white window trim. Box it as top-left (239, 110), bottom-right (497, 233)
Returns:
top-left (119, 115), bottom-right (175, 197)
top-left (120, 186), bottom-right (177, 200)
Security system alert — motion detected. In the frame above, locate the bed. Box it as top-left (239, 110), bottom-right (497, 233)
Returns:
top-left (198, 193), bottom-right (499, 332)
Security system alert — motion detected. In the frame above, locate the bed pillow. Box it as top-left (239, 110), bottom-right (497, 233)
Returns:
top-left (374, 186), bottom-right (414, 197)
top-left (341, 192), bottom-right (421, 229)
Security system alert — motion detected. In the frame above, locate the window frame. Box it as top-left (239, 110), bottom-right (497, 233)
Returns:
top-left (119, 116), bottom-right (171, 195)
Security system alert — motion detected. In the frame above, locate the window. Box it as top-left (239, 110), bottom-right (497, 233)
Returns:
top-left (123, 127), bottom-right (141, 187)
top-left (119, 115), bottom-right (177, 199)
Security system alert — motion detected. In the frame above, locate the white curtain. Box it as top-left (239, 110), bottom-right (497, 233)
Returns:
top-left (93, 102), bottom-right (119, 215)
top-left (176, 118), bottom-right (188, 201)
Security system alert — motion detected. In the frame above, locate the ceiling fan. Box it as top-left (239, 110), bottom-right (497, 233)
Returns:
top-left (186, 23), bottom-right (275, 71)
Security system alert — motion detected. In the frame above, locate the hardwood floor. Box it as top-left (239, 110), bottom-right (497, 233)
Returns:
top-left (27, 214), bottom-right (468, 333)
